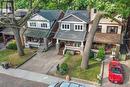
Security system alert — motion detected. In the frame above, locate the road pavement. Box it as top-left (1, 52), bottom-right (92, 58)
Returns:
top-left (0, 73), bottom-right (48, 87)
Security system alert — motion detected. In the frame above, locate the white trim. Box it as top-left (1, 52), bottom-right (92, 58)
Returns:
top-left (74, 24), bottom-right (84, 31)
top-left (29, 13), bottom-right (49, 22)
top-left (61, 23), bottom-right (70, 30)
top-left (60, 21), bottom-right (86, 23)
top-left (58, 14), bottom-right (86, 23)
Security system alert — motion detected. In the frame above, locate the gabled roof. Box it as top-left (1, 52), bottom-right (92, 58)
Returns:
top-left (36, 10), bottom-right (62, 22)
top-left (59, 10), bottom-right (89, 23)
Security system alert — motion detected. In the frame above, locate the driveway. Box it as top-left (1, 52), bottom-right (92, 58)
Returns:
top-left (20, 47), bottom-right (64, 74)
top-left (102, 55), bottom-right (130, 87)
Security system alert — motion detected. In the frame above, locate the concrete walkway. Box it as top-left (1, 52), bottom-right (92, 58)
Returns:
top-left (102, 55), bottom-right (130, 87)
top-left (0, 66), bottom-right (96, 87)
top-left (20, 47), bottom-right (64, 74)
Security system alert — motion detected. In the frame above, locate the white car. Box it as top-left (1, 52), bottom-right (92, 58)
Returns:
top-left (48, 81), bottom-right (85, 87)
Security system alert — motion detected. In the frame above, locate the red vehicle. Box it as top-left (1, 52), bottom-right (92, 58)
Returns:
top-left (108, 60), bottom-right (124, 84)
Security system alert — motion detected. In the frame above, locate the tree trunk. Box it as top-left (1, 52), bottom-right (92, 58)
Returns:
top-left (12, 28), bottom-right (24, 56)
top-left (81, 13), bottom-right (104, 69)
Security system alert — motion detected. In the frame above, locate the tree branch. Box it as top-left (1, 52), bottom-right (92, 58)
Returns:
top-left (18, 0), bottom-right (41, 27)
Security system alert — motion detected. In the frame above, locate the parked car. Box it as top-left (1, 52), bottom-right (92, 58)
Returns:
top-left (48, 81), bottom-right (85, 87)
top-left (108, 60), bottom-right (124, 84)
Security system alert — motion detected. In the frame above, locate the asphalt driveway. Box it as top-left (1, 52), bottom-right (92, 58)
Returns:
top-left (102, 55), bottom-right (130, 87)
top-left (20, 47), bottom-right (63, 74)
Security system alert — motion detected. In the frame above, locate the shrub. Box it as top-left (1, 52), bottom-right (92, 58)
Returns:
top-left (6, 40), bottom-right (17, 50)
top-left (89, 51), bottom-right (94, 59)
top-left (58, 63), bottom-right (69, 75)
top-left (96, 47), bottom-right (105, 61)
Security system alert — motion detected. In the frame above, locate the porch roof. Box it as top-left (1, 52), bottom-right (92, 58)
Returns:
top-left (94, 33), bottom-right (121, 44)
top-left (54, 30), bottom-right (87, 42)
top-left (24, 28), bottom-right (50, 38)
top-left (1, 28), bottom-right (14, 35)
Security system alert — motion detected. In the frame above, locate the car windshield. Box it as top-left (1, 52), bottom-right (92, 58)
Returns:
top-left (111, 67), bottom-right (121, 74)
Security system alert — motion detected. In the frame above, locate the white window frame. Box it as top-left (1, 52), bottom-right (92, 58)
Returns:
top-left (41, 23), bottom-right (48, 29)
top-left (61, 23), bottom-right (70, 30)
top-left (74, 24), bottom-right (84, 31)
top-left (30, 22), bottom-right (36, 27)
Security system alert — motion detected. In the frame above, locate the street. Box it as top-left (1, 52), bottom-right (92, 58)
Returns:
top-left (0, 73), bottom-right (48, 87)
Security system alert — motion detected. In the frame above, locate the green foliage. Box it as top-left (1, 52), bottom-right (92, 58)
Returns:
top-left (89, 51), bottom-right (94, 59)
top-left (96, 47), bottom-right (105, 61)
top-left (64, 51), bottom-right (74, 63)
top-left (6, 40), bottom-right (17, 50)
top-left (58, 63), bottom-right (69, 75)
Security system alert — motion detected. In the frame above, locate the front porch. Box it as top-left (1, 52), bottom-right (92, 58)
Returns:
top-left (24, 37), bottom-right (51, 52)
top-left (56, 40), bottom-right (84, 55)
top-left (91, 43), bottom-right (120, 54)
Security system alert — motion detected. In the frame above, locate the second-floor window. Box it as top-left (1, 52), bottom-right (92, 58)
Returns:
top-left (61, 23), bottom-right (70, 30)
top-left (74, 24), bottom-right (83, 31)
top-left (41, 23), bottom-right (47, 28)
top-left (107, 26), bottom-right (118, 34)
top-left (30, 22), bottom-right (36, 27)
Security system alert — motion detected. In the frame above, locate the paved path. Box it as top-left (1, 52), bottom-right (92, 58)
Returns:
top-left (20, 47), bottom-right (64, 74)
top-left (0, 43), bottom-right (5, 50)
top-left (0, 73), bottom-right (48, 87)
top-left (0, 66), bottom-right (96, 87)
top-left (102, 55), bottom-right (130, 87)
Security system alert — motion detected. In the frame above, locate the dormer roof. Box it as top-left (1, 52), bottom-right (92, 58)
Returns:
top-left (59, 10), bottom-right (89, 23)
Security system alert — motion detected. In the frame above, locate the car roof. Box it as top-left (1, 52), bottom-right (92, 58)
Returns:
top-left (59, 81), bottom-right (85, 87)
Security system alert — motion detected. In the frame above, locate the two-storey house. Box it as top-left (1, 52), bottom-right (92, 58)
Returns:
top-left (89, 9), bottom-right (124, 53)
top-left (54, 10), bottom-right (89, 55)
top-left (24, 10), bottom-right (64, 51)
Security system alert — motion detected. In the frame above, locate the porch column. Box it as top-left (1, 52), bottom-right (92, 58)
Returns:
top-left (56, 39), bottom-right (59, 53)
top-left (115, 44), bottom-right (120, 58)
top-left (80, 42), bottom-right (84, 56)
top-left (44, 38), bottom-right (48, 50)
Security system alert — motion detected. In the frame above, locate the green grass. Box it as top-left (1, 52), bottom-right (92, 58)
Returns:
top-left (0, 49), bottom-right (36, 67)
top-left (64, 55), bottom-right (101, 82)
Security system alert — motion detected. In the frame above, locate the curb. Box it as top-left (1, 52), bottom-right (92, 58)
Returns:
top-left (71, 77), bottom-right (99, 86)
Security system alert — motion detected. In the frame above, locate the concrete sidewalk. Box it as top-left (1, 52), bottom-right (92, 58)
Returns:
top-left (0, 66), bottom-right (96, 87)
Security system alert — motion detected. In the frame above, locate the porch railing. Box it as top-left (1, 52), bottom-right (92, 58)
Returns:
top-left (63, 45), bottom-right (82, 55)
top-left (26, 41), bottom-right (40, 47)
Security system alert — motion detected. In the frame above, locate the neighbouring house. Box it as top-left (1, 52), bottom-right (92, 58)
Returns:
top-left (24, 10), bottom-right (64, 51)
top-left (54, 10), bottom-right (89, 55)
top-left (89, 8), bottom-right (125, 53)
top-left (0, 9), bottom-right (29, 44)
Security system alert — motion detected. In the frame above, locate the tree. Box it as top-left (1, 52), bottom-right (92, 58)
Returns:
top-left (0, 0), bottom-right (41, 56)
top-left (81, 0), bottom-right (130, 69)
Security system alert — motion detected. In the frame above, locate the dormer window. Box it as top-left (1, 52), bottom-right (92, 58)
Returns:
top-left (94, 9), bottom-right (97, 13)
top-left (30, 22), bottom-right (36, 27)
top-left (61, 23), bottom-right (70, 30)
top-left (74, 24), bottom-right (83, 31)
top-left (41, 23), bottom-right (47, 28)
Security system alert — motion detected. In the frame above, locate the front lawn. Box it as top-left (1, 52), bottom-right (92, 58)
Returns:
top-left (64, 54), bottom-right (101, 82)
top-left (0, 48), bottom-right (36, 68)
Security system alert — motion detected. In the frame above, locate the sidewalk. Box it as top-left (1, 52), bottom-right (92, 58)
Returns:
top-left (0, 66), bottom-right (96, 87)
